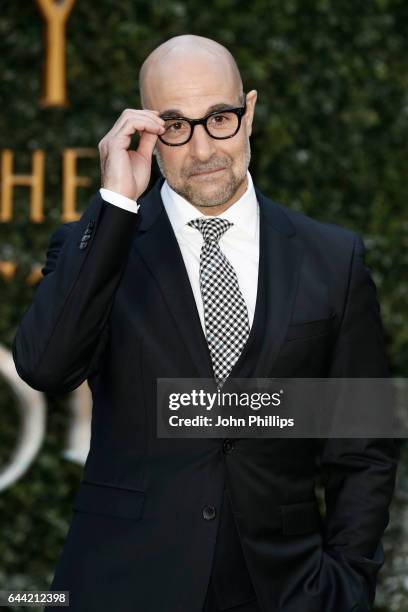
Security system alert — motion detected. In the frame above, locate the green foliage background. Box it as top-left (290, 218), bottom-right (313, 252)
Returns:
top-left (0, 0), bottom-right (407, 609)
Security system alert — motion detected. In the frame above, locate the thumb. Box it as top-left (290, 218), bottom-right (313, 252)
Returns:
top-left (136, 130), bottom-right (159, 163)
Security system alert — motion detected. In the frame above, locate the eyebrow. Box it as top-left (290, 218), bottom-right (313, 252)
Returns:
top-left (159, 102), bottom-right (238, 119)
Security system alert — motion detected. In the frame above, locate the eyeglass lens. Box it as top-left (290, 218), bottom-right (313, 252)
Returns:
top-left (161, 111), bottom-right (240, 145)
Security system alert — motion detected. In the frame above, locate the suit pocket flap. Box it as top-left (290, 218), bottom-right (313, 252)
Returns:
top-left (286, 314), bottom-right (336, 341)
top-left (73, 480), bottom-right (145, 520)
top-left (280, 500), bottom-right (322, 535)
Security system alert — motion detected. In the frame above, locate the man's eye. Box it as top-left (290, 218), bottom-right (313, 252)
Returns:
top-left (166, 120), bottom-right (188, 132)
top-left (209, 114), bottom-right (230, 126)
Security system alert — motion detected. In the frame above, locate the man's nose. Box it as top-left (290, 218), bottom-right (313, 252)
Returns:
top-left (188, 124), bottom-right (217, 160)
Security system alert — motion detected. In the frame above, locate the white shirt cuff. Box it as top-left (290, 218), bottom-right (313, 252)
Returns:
top-left (99, 188), bottom-right (140, 213)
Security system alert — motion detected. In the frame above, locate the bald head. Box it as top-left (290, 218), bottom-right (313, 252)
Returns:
top-left (138, 34), bottom-right (243, 109)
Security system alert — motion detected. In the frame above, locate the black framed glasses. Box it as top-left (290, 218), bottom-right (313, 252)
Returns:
top-left (158, 100), bottom-right (247, 146)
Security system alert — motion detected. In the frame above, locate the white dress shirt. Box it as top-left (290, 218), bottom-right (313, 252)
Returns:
top-left (99, 170), bottom-right (260, 333)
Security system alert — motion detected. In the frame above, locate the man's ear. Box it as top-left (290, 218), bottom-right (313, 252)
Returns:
top-left (245, 89), bottom-right (257, 138)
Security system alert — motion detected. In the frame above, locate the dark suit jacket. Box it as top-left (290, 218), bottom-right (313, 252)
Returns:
top-left (12, 176), bottom-right (399, 612)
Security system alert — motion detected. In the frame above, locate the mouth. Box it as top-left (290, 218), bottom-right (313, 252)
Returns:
top-left (191, 167), bottom-right (226, 177)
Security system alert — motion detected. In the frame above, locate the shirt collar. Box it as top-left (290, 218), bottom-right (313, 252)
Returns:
top-left (161, 169), bottom-right (258, 239)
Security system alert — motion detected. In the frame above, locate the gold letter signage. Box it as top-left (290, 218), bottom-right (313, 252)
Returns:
top-left (36, 0), bottom-right (76, 107)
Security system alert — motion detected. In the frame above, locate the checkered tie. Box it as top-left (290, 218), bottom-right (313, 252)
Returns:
top-left (187, 217), bottom-right (250, 388)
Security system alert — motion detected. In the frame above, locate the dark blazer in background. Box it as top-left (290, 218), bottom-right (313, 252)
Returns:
top-left (12, 176), bottom-right (399, 612)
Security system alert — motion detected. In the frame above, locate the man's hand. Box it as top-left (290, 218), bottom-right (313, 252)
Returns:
top-left (98, 108), bottom-right (166, 200)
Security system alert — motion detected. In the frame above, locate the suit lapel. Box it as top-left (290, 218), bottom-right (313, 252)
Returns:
top-left (133, 177), bottom-right (214, 378)
top-left (227, 186), bottom-right (304, 380)
top-left (132, 177), bottom-right (304, 380)
top-left (251, 187), bottom-right (304, 377)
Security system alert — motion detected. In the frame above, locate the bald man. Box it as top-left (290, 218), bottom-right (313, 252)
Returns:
top-left (14, 34), bottom-right (398, 612)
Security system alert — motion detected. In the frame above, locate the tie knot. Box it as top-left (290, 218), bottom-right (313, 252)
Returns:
top-left (187, 217), bottom-right (233, 244)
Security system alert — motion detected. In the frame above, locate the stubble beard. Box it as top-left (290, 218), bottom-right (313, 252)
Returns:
top-left (154, 139), bottom-right (251, 209)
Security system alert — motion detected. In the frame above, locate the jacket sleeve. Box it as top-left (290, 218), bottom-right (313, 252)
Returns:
top-left (319, 232), bottom-right (400, 607)
top-left (12, 192), bottom-right (140, 394)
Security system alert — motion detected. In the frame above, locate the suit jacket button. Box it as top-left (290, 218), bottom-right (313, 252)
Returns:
top-left (202, 505), bottom-right (216, 520)
top-left (223, 439), bottom-right (235, 453)
top-left (88, 219), bottom-right (95, 228)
